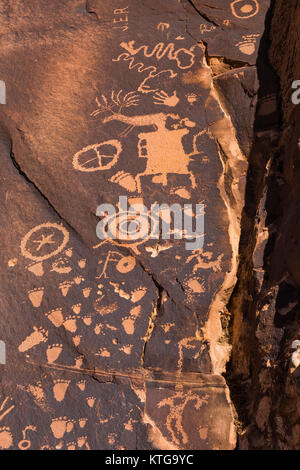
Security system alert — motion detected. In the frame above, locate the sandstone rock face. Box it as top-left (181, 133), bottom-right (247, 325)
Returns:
top-left (228, 0), bottom-right (300, 451)
top-left (2, 0), bottom-right (297, 450)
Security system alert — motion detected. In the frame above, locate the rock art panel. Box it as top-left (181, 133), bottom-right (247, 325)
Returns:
top-left (0, 0), bottom-right (270, 449)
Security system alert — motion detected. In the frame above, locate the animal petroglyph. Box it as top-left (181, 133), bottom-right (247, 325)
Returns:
top-left (186, 250), bottom-right (223, 273)
top-left (199, 24), bottom-right (216, 35)
top-left (117, 41), bottom-right (196, 70)
top-left (157, 390), bottom-right (208, 446)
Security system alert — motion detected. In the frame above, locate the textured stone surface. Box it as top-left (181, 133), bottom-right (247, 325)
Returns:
top-left (0, 0), bottom-right (280, 450)
top-left (227, 0), bottom-right (300, 451)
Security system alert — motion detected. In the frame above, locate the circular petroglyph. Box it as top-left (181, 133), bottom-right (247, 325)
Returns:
top-left (21, 223), bottom-right (69, 262)
top-left (231, 0), bottom-right (259, 19)
top-left (73, 140), bottom-right (121, 172)
top-left (97, 209), bottom-right (155, 252)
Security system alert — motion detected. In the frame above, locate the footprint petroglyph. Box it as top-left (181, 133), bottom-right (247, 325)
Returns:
top-left (72, 335), bottom-right (82, 347)
top-left (0, 0), bottom-right (271, 448)
top-left (50, 417), bottom-right (72, 439)
top-left (46, 344), bottom-right (63, 363)
top-left (72, 303), bottom-right (82, 315)
top-left (45, 308), bottom-right (64, 328)
top-left (122, 305), bottom-right (142, 335)
top-left (28, 287), bottom-right (45, 307)
top-left (18, 327), bottom-right (48, 353)
top-left (53, 380), bottom-right (71, 402)
top-left (0, 426), bottom-right (13, 450)
top-left (63, 316), bottom-right (78, 333)
top-left (79, 418), bottom-right (88, 428)
top-left (87, 397), bottom-right (96, 408)
top-left (77, 381), bottom-right (86, 392)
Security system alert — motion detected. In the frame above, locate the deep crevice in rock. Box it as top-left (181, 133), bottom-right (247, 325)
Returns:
top-left (186, 0), bottom-right (219, 27)
top-left (224, 0), bottom-right (284, 448)
top-left (9, 146), bottom-right (87, 247)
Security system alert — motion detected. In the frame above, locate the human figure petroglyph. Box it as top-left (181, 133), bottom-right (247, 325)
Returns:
top-left (157, 22), bottom-right (170, 33)
top-left (102, 111), bottom-right (197, 191)
top-left (74, 87), bottom-right (207, 195)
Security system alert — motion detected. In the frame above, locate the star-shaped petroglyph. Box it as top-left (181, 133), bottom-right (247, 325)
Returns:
top-left (32, 234), bottom-right (56, 251)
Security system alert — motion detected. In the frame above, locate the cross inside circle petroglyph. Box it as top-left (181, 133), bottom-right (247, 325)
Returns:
top-left (73, 140), bottom-right (122, 172)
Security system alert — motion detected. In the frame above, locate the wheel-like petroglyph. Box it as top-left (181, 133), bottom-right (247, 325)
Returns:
top-left (73, 140), bottom-right (122, 172)
top-left (21, 223), bottom-right (69, 262)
